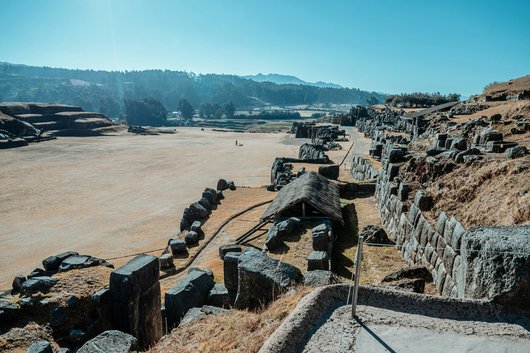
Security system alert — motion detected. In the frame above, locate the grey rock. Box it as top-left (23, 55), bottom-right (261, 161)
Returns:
top-left (20, 276), bottom-right (58, 294)
top-left (26, 341), bottom-right (52, 353)
top-left (159, 254), bottom-right (174, 269)
top-left (227, 181), bottom-right (236, 191)
top-left (77, 330), bottom-right (138, 353)
top-left (179, 305), bottom-right (229, 326)
top-left (184, 231), bottom-right (199, 245)
top-left (190, 221), bottom-right (204, 238)
top-left (360, 225), bottom-right (393, 245)
top-left (381, 266), bottom-right (433, 283)
top-left (235, 249), bottom-right (302, 309)
top-left (217, 178), bottom-right (228, 191)
top-left (110, 254), bottom-right (162, 349)
top-left (188, 267), bottom-right (214, 281)
top-left (384, 278), bottom-right (425, 293)
top-left (318, 164), bottom-right (339, 179)
top-left (198, 197), bottom-right (213, 212)
top-left (307, 251), bottom-right (330, 271)
top-left (505, 146), bottom-right (529, 159)
top-left (42, 251), bottom-right (79, 272)
top-left (202, 187), bottom-right (218, 205)
top-left (165, 270), bottom-right (215, 328)
top-left (219, 244), bottom-right (242, 259)
top-left (312, 224), bottom-right (331, 251)
top-left (450, 137), bottom-right (467, 151)
top-left (12, 274), bottom-right (26, 291)
top-left (275, 217), bottom-right (302, 236)
top-left (388, 148), bottom-right (405, 163)
top-left (303, 270), bottom-right (339, 286)
top-left (206, 284), bottom-right (233, 308)
top-left (462, 226), bottom-right (530, 309)
top-left (169, 239), bottom-right (187, 255)
top-left (28, 268), bottom-right (46, 278)
top-left (223, 252), bottom-right (242, 292)
top-left (398, 183), bottom-right (411, 201)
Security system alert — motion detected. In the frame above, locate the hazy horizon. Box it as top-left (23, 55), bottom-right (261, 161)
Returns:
top-left (1, 0), bottom-right (529, 96)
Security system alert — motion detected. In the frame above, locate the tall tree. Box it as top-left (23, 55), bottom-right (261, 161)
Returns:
top-left (223, 101), bottom-right (235, 118)
top-left (124, 98), bottom-right (167, 126)
top-left (178, 98), bottom-right (194, 120)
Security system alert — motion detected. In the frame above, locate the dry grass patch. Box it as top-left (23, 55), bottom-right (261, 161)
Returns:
top-left (0, 323), bottom-right (58, 353)
top-left (149, 286), bottom-right (313, 353)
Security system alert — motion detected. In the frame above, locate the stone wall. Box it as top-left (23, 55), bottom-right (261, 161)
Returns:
top-left (350, 155), bottom-right (379, 181)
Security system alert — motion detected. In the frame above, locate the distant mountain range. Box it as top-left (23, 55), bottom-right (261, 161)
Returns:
top-left (244, 73), bottom-right (343, 89)
top-left (0, 62), bottom-right (386, 119)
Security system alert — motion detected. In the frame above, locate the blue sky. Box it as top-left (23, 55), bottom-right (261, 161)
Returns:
top-left (0, 0), bottom-right (529, 95)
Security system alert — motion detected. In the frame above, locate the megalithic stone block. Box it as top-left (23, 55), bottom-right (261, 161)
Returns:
top-left (110, 254), bottom-right (162, 350)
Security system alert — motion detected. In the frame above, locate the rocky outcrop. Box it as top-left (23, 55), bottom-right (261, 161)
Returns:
top-left (0, 102), bottom-right (115, 142)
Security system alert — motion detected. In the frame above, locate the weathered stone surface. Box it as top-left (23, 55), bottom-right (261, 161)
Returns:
top-left (26, 341), bottom-right (53, 353)
top-left (307, 251), bottom-right (330, 271)
top-left (235, 249), bottom-right (302, 309)
top-left (77, 330), bottom-right (138, 353)
top-left (505, 146), bottom-right (529, 159)
top-left (188, 267), bottom-right (214, 281)
top-left (303, 270), bottom-right (339, 286)
top-left (27, 268), bottom-right (46, 278)
top-left (206, 284), bottom-right (233, 308)
top-left (435, 212), bottom-right (447, 236)
top-left (217, 178), bottom-right (228, 191)
top-left (184, 231), bottom-right (199, 245)
top-left (312, 222), bottom-right (332, 251)
top-left (276, 217), bottom-right (302, 236)
top-left (12, 274), bottom-right (26, 290)
top-left (20, 276), bottom-right (58, 294)
top-left (169, 239), bottom-right (187, 255)
top-left (449, 137), bottom-right (467, 151)
top-left (165, 270), bottom-right (215, 328)
top-left (462, 226), bottom-right (530, 308)
top-left (397, 183), bottom-right (411, 201)
top-left (388, 148), bottom-right (405, 163)
top-left (219, 244), bottom-right (242, 259)
top-left (360, 225), bottom-right (393, 244)
top-left (42, 251), bottom-right (79, 272)
top-left (110, 254), bottom-right (162, 349)
top-left (381, 266), bottom-right (433, 283)
top-left (223, 252), bottom-right (242, 292)
top-left (159, 254), bottom-right (174, 269)
top-left (318, 164), bottom-right (339, 180)
top-left (179, 305), bottom-right (229, 326)
top-left (190, 221), bottom-right (204, 238)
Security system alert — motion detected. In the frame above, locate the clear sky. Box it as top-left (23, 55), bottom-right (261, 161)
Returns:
top-left (0, 0), bottom-right (529, 95)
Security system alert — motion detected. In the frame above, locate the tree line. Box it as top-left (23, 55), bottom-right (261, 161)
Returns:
top-left (0, 62), bottom-right (386, 120)
top-left (384, 92), bottom-right (461, 107)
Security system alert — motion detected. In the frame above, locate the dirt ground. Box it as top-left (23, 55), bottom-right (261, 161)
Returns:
top-left (0, 128), bottom-right (305, 288)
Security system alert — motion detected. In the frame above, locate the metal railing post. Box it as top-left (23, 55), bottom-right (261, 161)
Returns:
top-left (351, 235), bottom-right (363, 317)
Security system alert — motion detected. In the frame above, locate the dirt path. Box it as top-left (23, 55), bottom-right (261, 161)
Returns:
top-left (0, 128), bottom-right (304, 288)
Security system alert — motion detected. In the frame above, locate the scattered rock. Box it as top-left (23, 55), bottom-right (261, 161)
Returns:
top-left (381, 266), bottom-right (433, 283)
top-left (307, 251), bottom-right (330, 271)
top-left (360, 225), bottom-right (393, 244)
top-left (77, 330), bottom-right (138, 353)
top-left (303, 270), bottom-right (340, 286)
top-left (169, 239), bottom-right (187, 255)
top-left (206, 284), bottom-right (233, 308)
top-left (505, 146), bottom-right (529, 159)
top-left (219, 244), bottom-right (242, 259)
top-left (159, 254), bottom-right (174, 269)
top-left (179, 305), bottom-right (229, 326)
top-left (20, 276), bottom-right (58, 294)
top-left (12, 274), bottom-right (26, 291)
top-left (223, 252), bottom-right (242, 292)
top-left (185, 231), bottom-right (199, 245)
top-left (216, 178), bottom-right (228, 191)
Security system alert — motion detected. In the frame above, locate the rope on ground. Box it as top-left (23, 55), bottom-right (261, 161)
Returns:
top-left (338, 137), bottom-right (356, 167)
top-left (160, 198), bottom-right (274, 279)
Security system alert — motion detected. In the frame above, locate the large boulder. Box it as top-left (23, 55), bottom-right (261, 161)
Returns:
top-left (360, 225), bottom-right (393, 245)
top-left (381, 266), bottom-right (433, 283)
top-left (77, 330), bottom-right (138, 353)
top-left (462, 226), bottom-right (530, 308)
top-left (505, 146), bottom-right (529, 159)
top-left (318, 164), bottom-right (339, 180)
top-left (223, 252), bottom-right (242, 292)
top-left (234, 249), bottom-right (302, 309)
top-left (165, 270), bottom-right (215, 328)
top-left (312, 223), bottom-right (332, 251)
